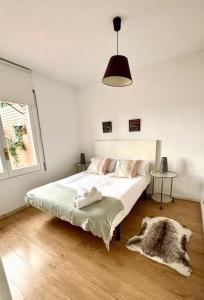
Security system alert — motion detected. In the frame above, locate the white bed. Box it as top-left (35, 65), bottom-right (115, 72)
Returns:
top-left (57, 171), bottom-right (151, 231)
top-left (26, 140), bottom-right (157, 246)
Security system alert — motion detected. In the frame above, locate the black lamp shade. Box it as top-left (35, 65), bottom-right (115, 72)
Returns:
top-left (102, 55), bottom-right (133, 87)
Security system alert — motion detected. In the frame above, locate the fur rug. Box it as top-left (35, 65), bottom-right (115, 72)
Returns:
top-left (126, 216), bottom-right (192, 277)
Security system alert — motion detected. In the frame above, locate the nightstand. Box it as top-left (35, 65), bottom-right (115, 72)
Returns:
top-left (151, 171), bottom-right (178, 209)
top-left (75, 162), bottom-right (90, 173)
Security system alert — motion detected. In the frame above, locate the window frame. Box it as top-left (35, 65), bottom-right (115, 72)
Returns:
top-left (0, 101), bottom-right (41, 180)
top-left (0, 134), bottom-right (9, 180)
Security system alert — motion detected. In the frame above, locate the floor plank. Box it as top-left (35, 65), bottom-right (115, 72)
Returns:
top-left (0, 198), bottom-right (203, 300)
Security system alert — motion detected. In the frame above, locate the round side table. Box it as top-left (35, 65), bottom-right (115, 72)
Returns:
top-left (151, 171), bottom-right (178, 210)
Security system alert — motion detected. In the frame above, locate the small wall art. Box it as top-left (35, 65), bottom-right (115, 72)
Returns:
top-left (102, 121), bottom-right (112, 133)
top-left (129, 119), bottom-right (141, 132)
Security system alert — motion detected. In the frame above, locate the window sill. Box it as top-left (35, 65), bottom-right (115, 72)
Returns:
top-left (0, 166), bottom-right (43, 182)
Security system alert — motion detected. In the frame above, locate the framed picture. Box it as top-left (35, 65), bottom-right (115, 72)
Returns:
top-left (102, 121), bottom-right (112, 133)
top-left (129, 119), bottom-right (140, 132)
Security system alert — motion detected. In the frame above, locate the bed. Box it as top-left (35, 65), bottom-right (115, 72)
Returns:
top-left (26, 140), bottom-right (157, 249)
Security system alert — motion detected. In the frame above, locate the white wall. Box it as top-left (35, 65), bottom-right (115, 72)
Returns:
top-left (77, 51), bottom-right (204, 202)
top-left (1, 50), bottom-right (203, 215)
top-left (0, 73), bottom-right (79, 216)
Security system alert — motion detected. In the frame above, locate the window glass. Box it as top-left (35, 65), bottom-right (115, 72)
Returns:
top-left (0, 101), bottom-right (37, 171)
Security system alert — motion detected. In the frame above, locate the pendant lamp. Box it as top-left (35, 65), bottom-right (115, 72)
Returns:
top-left (102, 16), bottom-right (133, 87)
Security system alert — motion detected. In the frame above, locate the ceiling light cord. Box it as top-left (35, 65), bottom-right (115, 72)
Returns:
top-left (117, 31), bottom-right (119, 55)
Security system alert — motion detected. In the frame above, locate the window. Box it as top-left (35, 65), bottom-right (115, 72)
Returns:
top-left (0, 155), bottom-right (4, 174)
top-left (0, 100), bottom-right (41, 179)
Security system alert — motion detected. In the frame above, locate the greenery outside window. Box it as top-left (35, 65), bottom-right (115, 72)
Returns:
top-left (0, 100), bottom-right (41, 179)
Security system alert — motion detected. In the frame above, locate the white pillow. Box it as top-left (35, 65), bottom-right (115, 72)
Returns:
top-left (137, 160), bottom-right (150, 176)
top-left (107, 159), bottom-right (117, 173)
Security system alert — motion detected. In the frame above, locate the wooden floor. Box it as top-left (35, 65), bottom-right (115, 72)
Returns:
top-left (0, 198), bottom-right (204, 300)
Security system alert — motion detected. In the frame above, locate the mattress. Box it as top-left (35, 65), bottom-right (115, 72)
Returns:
top-left (57, 171), bottom-right (151, 230)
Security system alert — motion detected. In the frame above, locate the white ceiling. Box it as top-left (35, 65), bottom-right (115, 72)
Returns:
top-left (0, 0), bottom-right (204, 87)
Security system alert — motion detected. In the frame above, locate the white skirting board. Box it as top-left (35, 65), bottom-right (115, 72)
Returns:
top-left (0, 205), bottom-right (27, 220)
top-left (172, 193), bottom-right (200, 202)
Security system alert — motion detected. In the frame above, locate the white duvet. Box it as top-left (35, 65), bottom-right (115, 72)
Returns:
top-left (58, 171), bottom-right (150, 229)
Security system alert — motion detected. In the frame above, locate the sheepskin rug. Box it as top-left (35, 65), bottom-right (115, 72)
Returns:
top-left (126, 216), bottom-right (192, 277)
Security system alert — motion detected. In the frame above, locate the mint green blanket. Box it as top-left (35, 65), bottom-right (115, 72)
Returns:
top-left (26, 182), bottom-right (124, 249)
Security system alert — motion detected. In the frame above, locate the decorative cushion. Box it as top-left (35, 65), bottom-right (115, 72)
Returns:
top-left (115, 159), bottom-right (141, 178)
top-left (88, 158), bottom-right (110, 175)
top-left (129, 160), bottom-right (141, 177)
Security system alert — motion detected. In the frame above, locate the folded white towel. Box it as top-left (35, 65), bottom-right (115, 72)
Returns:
top-left (76, 187), bottom-right (97, 198)
top-left (83, 187), bottom-right (98, 198)
top-left (76, 187), bottom-right (88, 197)
top-left (73, 187), bottom-right (102, 209)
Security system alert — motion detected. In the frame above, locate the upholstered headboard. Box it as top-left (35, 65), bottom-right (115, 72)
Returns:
top-left (94, 140), bottom-right (157, 168)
